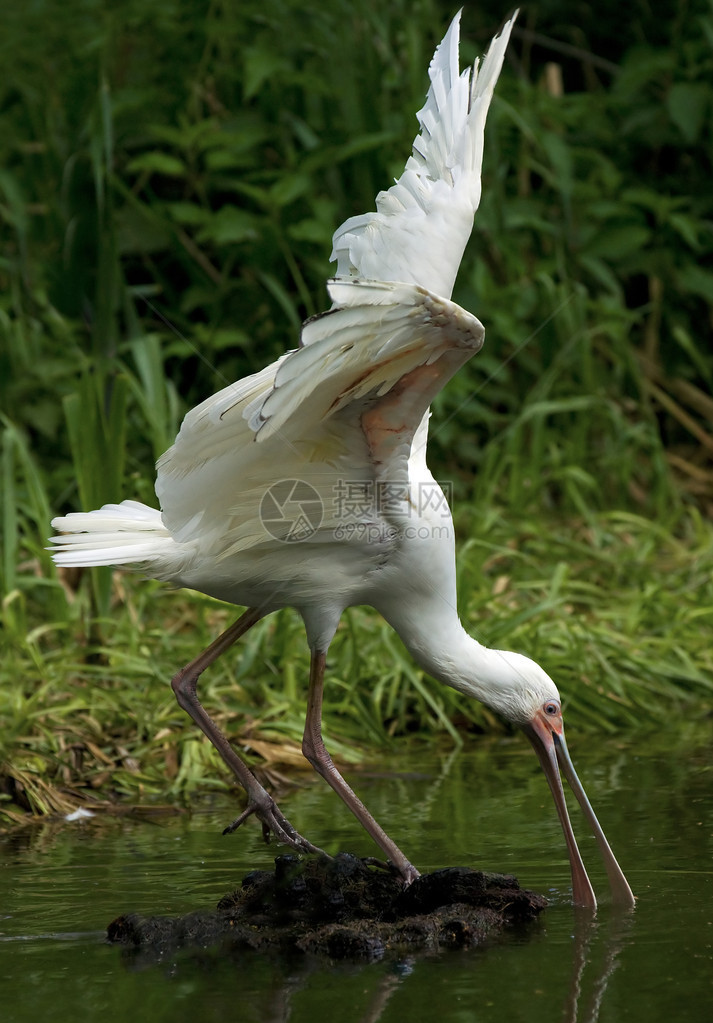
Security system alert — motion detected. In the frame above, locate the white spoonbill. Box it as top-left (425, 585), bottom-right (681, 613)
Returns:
top-left (50, 12), bottom-right (634, 909)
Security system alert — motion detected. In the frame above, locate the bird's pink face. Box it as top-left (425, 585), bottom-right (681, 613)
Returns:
top-left (532, 697), bottom-right (564, 739)
top-left (522, 698), bottom-right (635, 911)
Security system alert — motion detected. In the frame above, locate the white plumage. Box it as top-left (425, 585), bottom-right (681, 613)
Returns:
top-left (50, 12), bottom-right (634, 908)
top-left (331, 12), bottom-right (513, 297)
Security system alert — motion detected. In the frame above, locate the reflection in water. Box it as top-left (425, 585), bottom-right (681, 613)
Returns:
top-left (359, 917), bottom-right (637, 1023)
top-left (358, 962), bottom-right (414, 1023)
top-left (563, 910), bottom-right (634, 1023)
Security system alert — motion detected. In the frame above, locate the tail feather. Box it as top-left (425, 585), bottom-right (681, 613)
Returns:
top-left (50, 500), bottom-right (173, 568)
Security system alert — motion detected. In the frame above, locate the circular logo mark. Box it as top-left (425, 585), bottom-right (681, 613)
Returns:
top-left (259, 479), bottom-right (323, 543)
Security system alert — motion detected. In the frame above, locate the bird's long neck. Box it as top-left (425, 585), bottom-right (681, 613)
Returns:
top-left (376, 592), bottom-right (513, 710)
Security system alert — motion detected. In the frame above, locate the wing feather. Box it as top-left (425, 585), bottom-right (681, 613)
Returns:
top-left (154, 278), bottom-right (484, 553)
top-left (330, 11), bottom-right (517, 298)
top-left (249, 279), bottom-right (484, 459)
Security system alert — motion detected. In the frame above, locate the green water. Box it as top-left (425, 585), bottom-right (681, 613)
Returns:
top-left (1, 735), bottom-right (711, 1022)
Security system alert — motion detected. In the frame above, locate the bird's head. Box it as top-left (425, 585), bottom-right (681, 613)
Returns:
top-left (475, 648), bottom-right (561, 724)
top-left (477, 649), bottom-right (634, 911)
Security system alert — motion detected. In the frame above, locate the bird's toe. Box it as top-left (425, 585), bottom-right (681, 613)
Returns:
top-left (223, 795), bottom-right (328, 857)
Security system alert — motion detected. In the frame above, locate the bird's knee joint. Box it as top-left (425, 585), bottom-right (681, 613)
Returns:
top-left (171, 669), bottom-right (196, 704)
top-left (302, 731), bottom-right (329, 769)
top-left (301, 735), bottom-right (316, 766)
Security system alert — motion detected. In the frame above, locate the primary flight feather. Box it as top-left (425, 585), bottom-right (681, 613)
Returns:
top-left (50, 11), bottom-right (634, 908)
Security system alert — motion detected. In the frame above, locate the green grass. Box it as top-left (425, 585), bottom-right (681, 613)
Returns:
top-left (1, 0), bottom-right (713, 821)
top-left (2, 506), bottom-right (712, 823)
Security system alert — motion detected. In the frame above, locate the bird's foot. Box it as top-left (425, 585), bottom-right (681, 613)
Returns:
top-left (362, 856), bottom-right (420, 886)
top-left (399, 861), bottom-right (421, 886)
top-left (223, 795), bottom-right (328, 857)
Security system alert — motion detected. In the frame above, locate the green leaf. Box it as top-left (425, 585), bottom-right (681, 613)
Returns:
top-left (666, 82), bottom-right (709, 142)
top-left (243, 49), bottom-right (290, 101)
top-left (671, 323), bottom-right (713, 390)
top-left (197, 206), bottom-right (258, 245)
top-left (165, 201), bottom-right (209, 226)
top-left (584, 225), bottom-right (651, 260)
top-left (675, 263), bottom-right (713, 303)
top-left (287, 218), bottom-right (332, 244)
top-left (126, 152), bottom-right (186, 177)
top-left (668, 212), bottom-right (700, 250)
top-left (270, 173), bottom-right (311, 208)
top-left (541, 131), bottom-right (573, 194)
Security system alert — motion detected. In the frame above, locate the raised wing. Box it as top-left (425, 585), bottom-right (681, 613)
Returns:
top-left (249, 278), bottom-right (484, 473)
top-left (330, 10), bottom-right (516, 298)
top-left (154, 279), bottom-right (483, 557)
top-left (154, 15), bottom-right (509, 558)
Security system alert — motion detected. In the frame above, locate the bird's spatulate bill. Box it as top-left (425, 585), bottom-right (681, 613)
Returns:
top-left (554, 731), bottom-right (636, 908)
top-left (523, 722), bottom-right (597, 909)
top-left (524, 721), bottom-right (635, 910)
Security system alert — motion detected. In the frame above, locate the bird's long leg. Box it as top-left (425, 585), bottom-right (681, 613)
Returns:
top-left (171, 608), bottom-right (325, 855)
top-left (301, 649), bottom-right (420, 884)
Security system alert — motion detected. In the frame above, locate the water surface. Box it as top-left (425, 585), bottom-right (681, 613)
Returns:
top-left (1, 735), bottom-right (711, 1022)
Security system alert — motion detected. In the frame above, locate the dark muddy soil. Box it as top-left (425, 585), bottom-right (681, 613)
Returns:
top-left (107, 853), bottom-right (547, 962)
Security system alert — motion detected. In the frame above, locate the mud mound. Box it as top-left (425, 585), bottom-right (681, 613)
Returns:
top-left (107, 853), bottom-right (547, 961)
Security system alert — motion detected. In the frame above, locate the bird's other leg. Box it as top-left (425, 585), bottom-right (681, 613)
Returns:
top-left (171, 608), bottom-right (324, 855)
top-left (301, 649), bottom-right (420, 884)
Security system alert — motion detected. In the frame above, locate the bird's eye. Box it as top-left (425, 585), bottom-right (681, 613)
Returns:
top-left (544, 701), bottom-right (560, 716)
